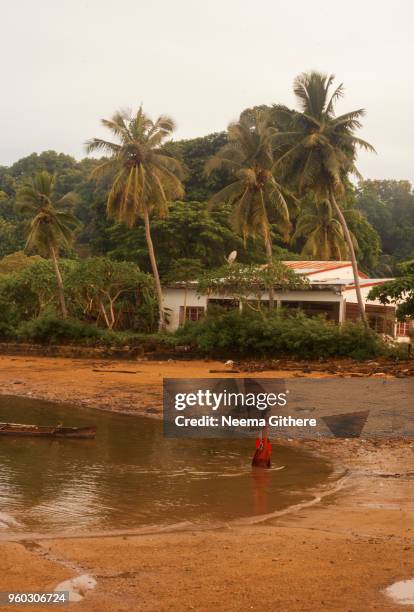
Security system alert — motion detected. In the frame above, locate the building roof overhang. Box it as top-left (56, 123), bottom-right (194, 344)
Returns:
top-left (163, 280), bottom-right (346, 293)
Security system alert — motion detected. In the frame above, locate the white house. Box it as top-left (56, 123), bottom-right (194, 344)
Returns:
top-left (162, 261), bottom-right (412, 341)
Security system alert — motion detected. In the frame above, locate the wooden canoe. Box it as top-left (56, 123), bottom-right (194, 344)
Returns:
top-left (0, 422), bottom-right (96, 439)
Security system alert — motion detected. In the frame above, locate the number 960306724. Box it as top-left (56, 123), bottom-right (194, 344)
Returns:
top-left (0, 592), bottom-right (68, 605)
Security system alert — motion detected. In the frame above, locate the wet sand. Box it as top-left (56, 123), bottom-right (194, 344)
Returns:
top-left (0, 354), bottom-right (351, 419)
top-left (0, 355), bottom-right (413, 610)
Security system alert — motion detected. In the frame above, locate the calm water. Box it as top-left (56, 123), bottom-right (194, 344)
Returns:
top-left (0, 396), bottom-right (332, 535)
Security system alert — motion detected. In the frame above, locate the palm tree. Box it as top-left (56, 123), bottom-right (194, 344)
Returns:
top-left (272, 72), bottom-right (375, 325)
top-left (206, 110), bottom-right (293, 307)
top-left (86, 107), bottom-right (185, 330)
top-left (292, 198), bottom-right (357, 260)
top-left (17, 171), bottom-right (78, 318)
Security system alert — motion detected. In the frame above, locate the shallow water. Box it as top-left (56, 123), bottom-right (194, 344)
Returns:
top-left (0, 396), bottom-right (332, 535)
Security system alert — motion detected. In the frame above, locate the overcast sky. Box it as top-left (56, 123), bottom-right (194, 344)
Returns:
top-left (2, 0), bottom-right (413, 182)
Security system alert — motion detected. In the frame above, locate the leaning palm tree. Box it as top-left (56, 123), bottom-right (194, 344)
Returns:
top-left (272, 72), bottom-right (375, 325)
top-left (205, 110), bottom-right (293, 307)
top-left (292, 199), bottom-right (356, 260)
top-left (86, 107), bottom-right (185, 329)
top-left (17, 171), bottom-right (79, 318)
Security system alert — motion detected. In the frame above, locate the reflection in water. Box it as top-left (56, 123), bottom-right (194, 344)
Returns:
top-left (0, 396), bottom-right (332, 535)
top-left (252, 467), bottom-right (272, 515)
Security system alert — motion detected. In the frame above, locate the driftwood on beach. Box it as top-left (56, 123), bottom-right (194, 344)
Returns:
top-left (92, 369), bottom-right (141, 374)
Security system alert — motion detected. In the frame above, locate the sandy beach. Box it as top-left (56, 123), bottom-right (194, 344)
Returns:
top-left (0, 355), bottom-right (413, 610)
top-left (0, 354), bottom-right (335, 418)
top-left (1, 353), bottom-right (411, 418)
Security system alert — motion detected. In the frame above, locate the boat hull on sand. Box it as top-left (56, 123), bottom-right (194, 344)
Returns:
top-left (0, 423), bottom-right (96, 439)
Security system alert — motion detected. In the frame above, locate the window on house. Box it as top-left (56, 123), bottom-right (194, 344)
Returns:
top-left (281, 301), bottom-right (340, 321)
top-left (207, 299), bottom-right (239, 311)
top-left (368, 314), bottom-right (394, 335)
top-left (245, 300), bottom-right (270, 309)
top-left (396, 321), bottom-right (412, 337)
top-left (179, 306), bottom-right (205, 324)
top-left (368, 315), bottom-right (383, 332)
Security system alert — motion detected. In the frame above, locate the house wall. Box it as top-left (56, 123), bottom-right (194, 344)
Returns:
top-left (163, 287), bottom-right (344, 331)
top-left (164, 289), bottom-right (207, 330)
top-left (345, 302), bottom-right (396, 335)
top-left (344, 285), bottom-right (407, 339)
top-left (344, 285), bottom-right (388, 306)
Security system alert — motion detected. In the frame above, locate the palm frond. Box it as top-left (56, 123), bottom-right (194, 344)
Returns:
top-left (87, 106), bottom-right (183, 229)
top-left (85, 138), bottom-right (121, 156)
top-left (208, 181), bottom-right (244, 208)
top-left (57, 191), bottom-right (79, 208)
top-left (325, 82), bottom-right (344, 115)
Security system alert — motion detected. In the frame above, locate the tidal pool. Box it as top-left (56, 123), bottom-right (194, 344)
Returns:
top-left (0, 395), bottom-right (332, 535)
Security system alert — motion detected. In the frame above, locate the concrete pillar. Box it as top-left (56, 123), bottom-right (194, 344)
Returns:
top-left (338, 296), bottom-right (346, 324)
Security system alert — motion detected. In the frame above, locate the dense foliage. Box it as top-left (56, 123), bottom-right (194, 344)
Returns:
top-left (2, 150), bottom-right (411, 278)
top-left (0, 72), bottom-right (412, 356)
top-left (356, 180), bottom-right (414, 273)
top-left (0, 256), bottom-right (156, 335)
top-left (368, 260), bottom-right (414, 320)
top-left (198, 262), bottom-right (308, 311)
top-left (175, 310), bottom-right (387, 360)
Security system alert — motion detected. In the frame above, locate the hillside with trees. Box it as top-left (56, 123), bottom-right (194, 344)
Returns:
top-left (2, 148), bottom-right (409, 277)
top-left (0, 71), bottom-right (412, 355)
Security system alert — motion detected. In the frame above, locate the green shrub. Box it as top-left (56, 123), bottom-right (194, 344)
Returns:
top-left (0, 299), bottom-right (21, 340)
top-left (12, 315), bottom-right (181, 349)
top-left (1, 309), bottom-right (389, 360)
top-left (0, 320), bottom-right (16, 341)
top-left (15, 316), bottom-right (104, 345)
top-left (175, 310), bottom-right (385, 360)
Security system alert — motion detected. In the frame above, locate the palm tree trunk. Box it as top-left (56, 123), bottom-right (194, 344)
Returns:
top-left (143, 208), bottom-right (165, 330)
top-left (330, 192), bottom-right (368, 327)
top-left (264, 227), bottom-right (275, 309)
top-left (50, 246), bottom-right (68, 319)
top-left (260, 193), bottom-right (275, 309)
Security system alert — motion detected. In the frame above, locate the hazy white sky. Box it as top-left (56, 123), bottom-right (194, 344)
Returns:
top-left (2, 0), bottom-right (413, 182)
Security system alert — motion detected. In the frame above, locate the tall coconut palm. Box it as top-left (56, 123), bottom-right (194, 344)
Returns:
top-left (292, 199), bottom-right (357, 260)
top-left (206, 110), bottom-right (293, 307)
top-left (86, 107), bottom-right (185, 329)
top-left (272, 72), bottom-right (375, 325)
top-left (17, 171), bottom-right (79, 318)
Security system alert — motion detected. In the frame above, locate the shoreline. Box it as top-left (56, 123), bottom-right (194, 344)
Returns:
top-left (0, 460), bottom-right (348, 545)
top-left (0, 355), bottom-right (413, 610)
top-left (1, 442), bottom-right (412, 611)
top-left (1, 353), bottom-right (410, 420)
top-left (0, 354), bottom-right (338, 419)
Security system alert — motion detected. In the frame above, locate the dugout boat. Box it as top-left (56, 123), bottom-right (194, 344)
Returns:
top-left (0, 422), bottom-right (96, 439)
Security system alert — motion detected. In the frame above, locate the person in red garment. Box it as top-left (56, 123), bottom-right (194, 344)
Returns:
top-left (252, 423), bottom-right (272, 468)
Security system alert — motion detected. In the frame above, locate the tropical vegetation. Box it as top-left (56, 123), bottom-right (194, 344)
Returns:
top-left (0, 70), bottom-right (412, 357)
top-left (16, 171), bottom-right (79, 318)
top-left (85, 107), bottom-right (186, 329)
top-left (205, 110), bottom-right (293, 306)
top-left (270, 72), bottom-right (375, 324)
top-left (369, 260), bottom-right (414, 320)
top-left (175, 310), bottom-right (386, 360)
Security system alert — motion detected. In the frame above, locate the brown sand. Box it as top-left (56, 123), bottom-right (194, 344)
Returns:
top-left (0, 355), bottom-right (342, 418)
top-left (0, 355), bottom-right (413, 611)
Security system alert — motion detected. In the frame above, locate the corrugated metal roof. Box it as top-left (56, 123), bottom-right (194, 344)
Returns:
top-left (283, 261), bottom-right (352, 274)
top-left (344, 278), bottom-right (394, 290)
